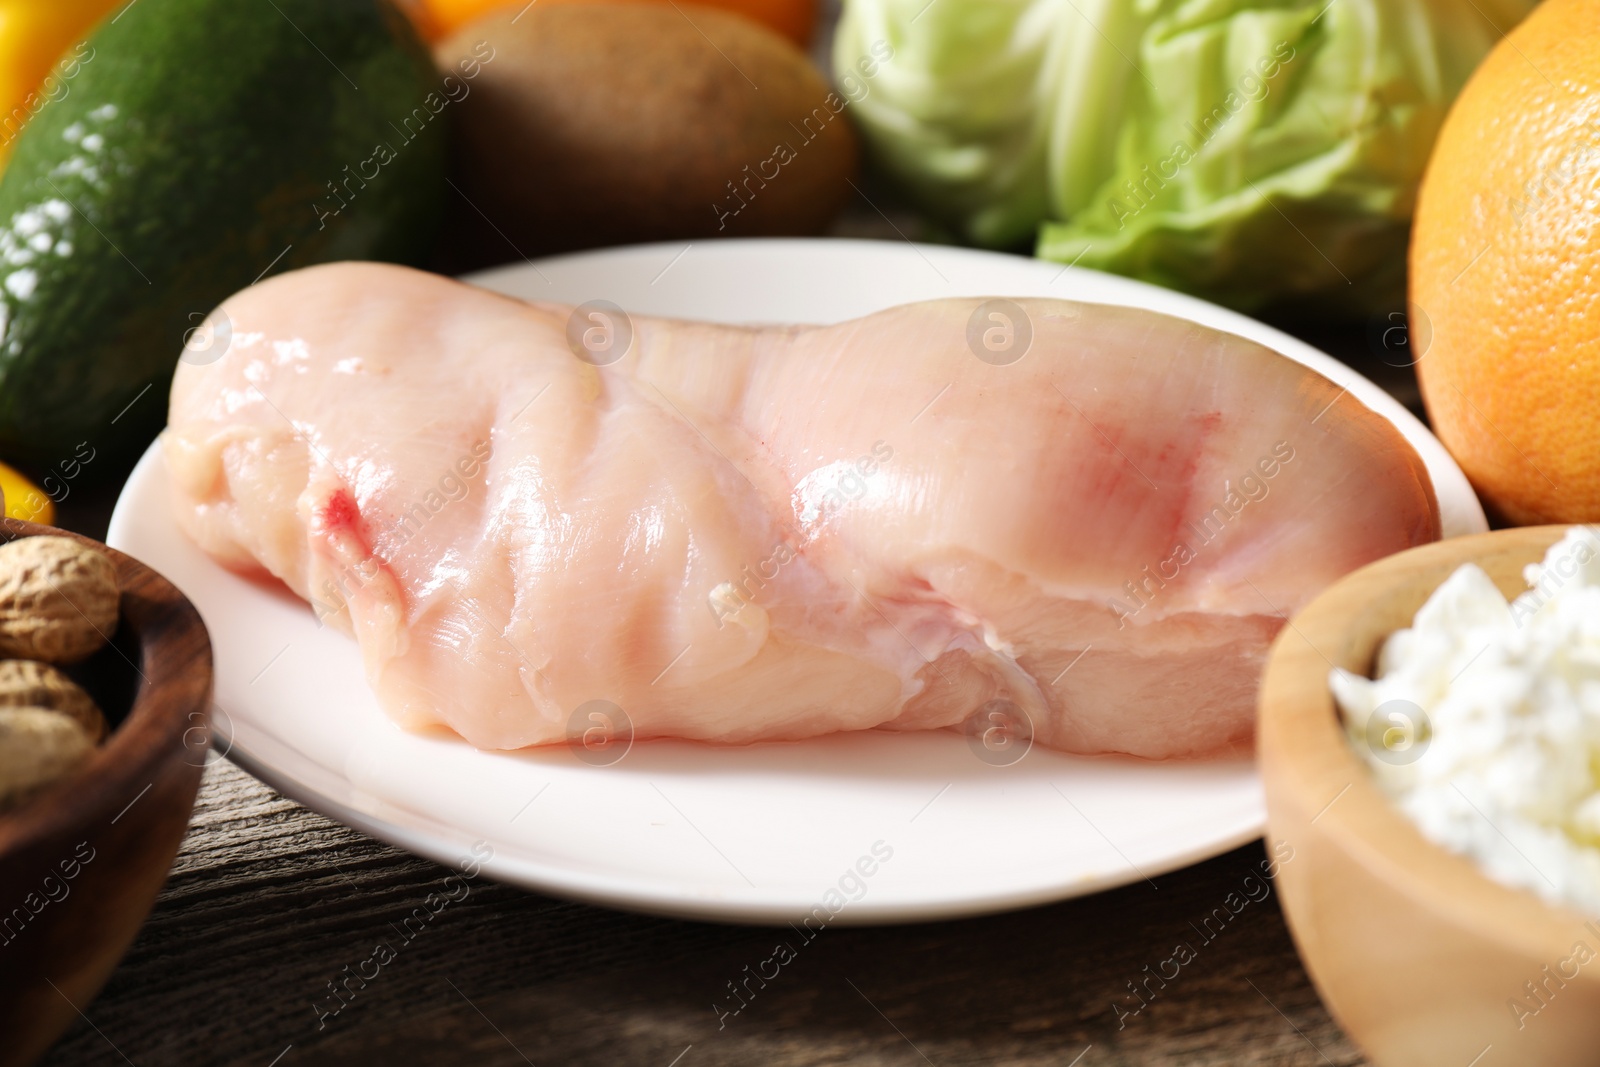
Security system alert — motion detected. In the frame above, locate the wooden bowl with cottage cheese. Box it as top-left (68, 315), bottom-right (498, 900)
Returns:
top-left (0, 519), bottom-right (212, 1067)
top-left (1258, 524), bottom-right (1600, 1067)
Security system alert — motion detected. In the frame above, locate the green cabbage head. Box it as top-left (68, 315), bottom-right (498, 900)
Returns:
top-left (835, 0), bottom-right (1537, 313)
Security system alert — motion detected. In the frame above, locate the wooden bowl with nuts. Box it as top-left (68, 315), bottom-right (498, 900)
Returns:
top-left (0, 518), bottom-right (212, 1067)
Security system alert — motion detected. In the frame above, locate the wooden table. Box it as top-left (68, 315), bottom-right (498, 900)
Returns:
top-left (34, 261), bottom-right (1420, 1067)
top-left (41, 761), bottom-right (1365, 1067)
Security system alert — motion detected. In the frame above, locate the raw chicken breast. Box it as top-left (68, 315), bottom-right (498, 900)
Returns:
top-left (165, 262), bottom-right (1438, 759)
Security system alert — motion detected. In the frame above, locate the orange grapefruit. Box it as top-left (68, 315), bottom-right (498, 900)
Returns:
top-left (1412, 0), bottom-right (1600, 524)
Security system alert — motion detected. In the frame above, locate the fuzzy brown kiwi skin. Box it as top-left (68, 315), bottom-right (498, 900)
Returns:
top-left (436, 2), bottom-right (858, 265)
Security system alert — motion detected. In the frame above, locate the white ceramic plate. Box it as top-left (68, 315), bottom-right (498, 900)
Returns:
top-left (107, 239), bottom-right (1487, 925)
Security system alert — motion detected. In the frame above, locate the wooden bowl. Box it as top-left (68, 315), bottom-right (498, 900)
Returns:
top-left (1259, 525), bottom-right (1600, 1067)
top-left (0, 519), bottom-right (212, 1067)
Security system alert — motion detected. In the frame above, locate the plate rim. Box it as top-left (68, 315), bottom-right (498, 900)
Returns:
top-left (217, 711), bottom-right (1265, 926)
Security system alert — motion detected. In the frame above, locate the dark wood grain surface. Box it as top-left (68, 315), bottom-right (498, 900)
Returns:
top-left (41, 760), bottom-right (1365, 1067)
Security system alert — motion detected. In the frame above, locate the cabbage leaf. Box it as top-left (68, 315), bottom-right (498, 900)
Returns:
top-left (836, 0), bottom-right (1537, 312)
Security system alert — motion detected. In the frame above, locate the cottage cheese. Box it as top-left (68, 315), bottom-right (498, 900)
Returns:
top-left (1331, 526), bottom-right (1600, 914)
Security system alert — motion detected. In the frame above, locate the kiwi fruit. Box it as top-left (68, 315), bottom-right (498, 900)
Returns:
top-left (435, 1), bottom-right (858, 264)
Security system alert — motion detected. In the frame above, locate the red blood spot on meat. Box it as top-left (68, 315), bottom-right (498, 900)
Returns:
top-left (318, 488), bottom-right (360, 535)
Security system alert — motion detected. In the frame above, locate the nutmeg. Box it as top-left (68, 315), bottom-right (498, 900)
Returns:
top-left (0, 659), bottom-right (106, 741)
top-left (0, 536), bottom-right (119, 664)
top-left (0, 707), bottom-right (93, 812)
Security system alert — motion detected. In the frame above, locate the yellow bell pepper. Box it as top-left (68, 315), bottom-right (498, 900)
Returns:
top-left (0, 0), bottom-right (124, 166)
top-left (0, 459), bottom-right (53, 525)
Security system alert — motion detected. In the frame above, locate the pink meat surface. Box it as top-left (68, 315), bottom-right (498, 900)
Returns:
top-left (164, 262), bottom-right (1439, 758)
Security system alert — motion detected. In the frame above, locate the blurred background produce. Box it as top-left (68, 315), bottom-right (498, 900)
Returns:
top-left (0, 458), bottom-right (51, 524)
top-left (0, 0), bottom-right (122, 167)
top-left (834, 0), bottom-right (1537, 316)
top-left (1411, 0), bottom-right (1599, 525)
top-left (408, 0), bottom-right (818, 46)
top-left (0, 0), bottom-right (446, 477)
top-left (435, 2), bottom-right (857, 266)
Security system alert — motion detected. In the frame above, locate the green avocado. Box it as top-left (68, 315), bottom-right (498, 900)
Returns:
top-left (0, 0), bottom-right (447, 468)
